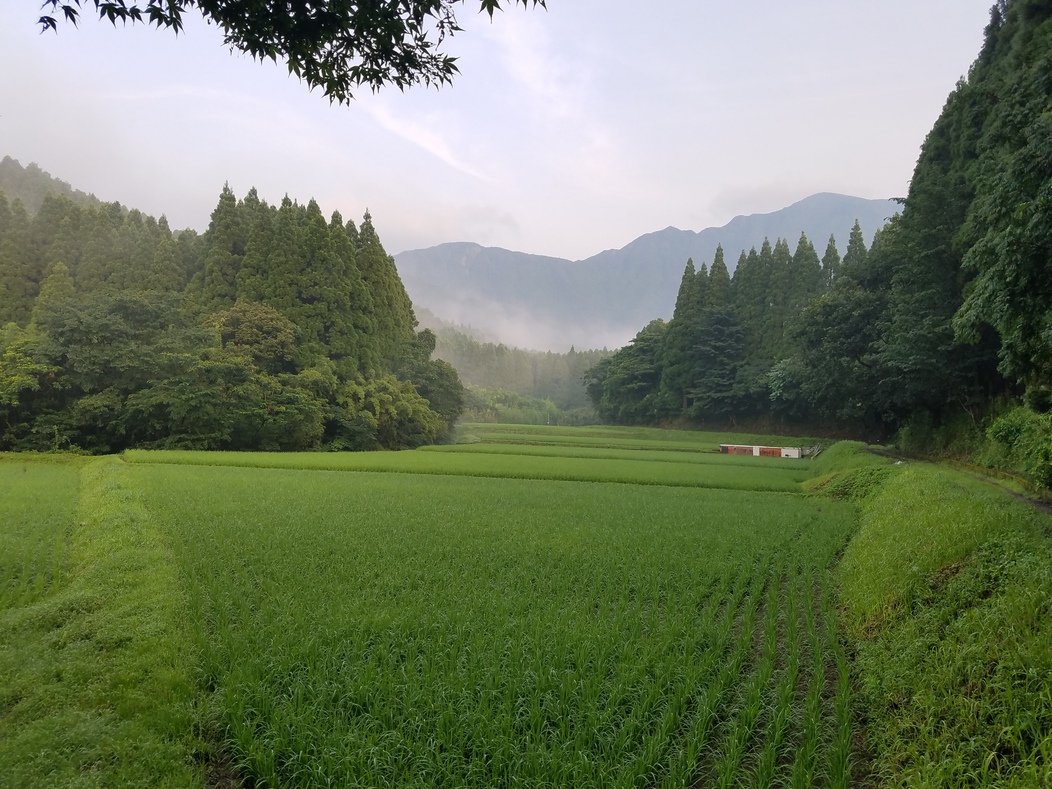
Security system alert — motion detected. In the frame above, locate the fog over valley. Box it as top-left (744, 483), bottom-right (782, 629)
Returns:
top-left (396, 193), bottom-right (898, 351)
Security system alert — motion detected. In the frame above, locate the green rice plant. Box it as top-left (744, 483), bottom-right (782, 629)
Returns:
top-left (750, 656), bottom-right (799, 788)
top-left (424, 441), bottom-right (811, 471)
top-left (731, 563), bottom-right (788, 788)
top-left (711, 571), bottom-right (781, 789)
top-left (125, 448), bottom-right (811, 491)
top-left (789, 566), bottom-right (827, 789)
top-left (822, 572), bottom-right (855, 789)
top-left (459, 422), bottom-right (819, 451)
top-left (462, 432), bottom-right (791, 453)
top-left (0, 458), bottom-right (80, 609)
top-left (131, 462), bottom-right (855, 788)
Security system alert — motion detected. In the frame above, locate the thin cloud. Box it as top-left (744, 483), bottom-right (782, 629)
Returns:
top-left (366, 103), bottom-right (492, 183)
top-left (485, 15), bottom-right (583, 120)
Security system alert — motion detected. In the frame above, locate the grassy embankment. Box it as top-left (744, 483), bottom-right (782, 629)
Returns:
top-left (0, 455), bottom-right (199, 788)
top-left (813, 441), bottom-right (1052, 787)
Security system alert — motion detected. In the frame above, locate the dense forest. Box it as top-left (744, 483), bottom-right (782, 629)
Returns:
top-left (0, 175), bottom-right (464, 452)
top-left (587, 0), bottom-right (1052, 479)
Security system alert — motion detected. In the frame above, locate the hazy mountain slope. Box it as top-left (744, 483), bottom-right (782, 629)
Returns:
top-left (395, 193), bottom-right (898, 351)
top-left (0, 157), bottom-right (103, 214)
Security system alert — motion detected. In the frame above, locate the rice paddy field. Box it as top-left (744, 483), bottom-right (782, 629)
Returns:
top-left (5, 427), bottom-right (1050, 787)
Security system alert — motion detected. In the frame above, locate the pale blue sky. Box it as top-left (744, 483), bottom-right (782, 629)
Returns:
top-left (1, 2), bottom-right (992, 259)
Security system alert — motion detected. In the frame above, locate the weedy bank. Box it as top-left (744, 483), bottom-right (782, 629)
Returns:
top-left (825, 444), bottom-right (1052, 787)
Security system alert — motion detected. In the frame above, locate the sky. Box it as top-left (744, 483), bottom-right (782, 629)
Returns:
top-left (1, 1), bottom-right (994, 261)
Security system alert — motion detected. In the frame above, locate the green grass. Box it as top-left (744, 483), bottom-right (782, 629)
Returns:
top-left (0, 458), bottom-right (79, 610)
top-left (12, 427), bottom-right (1048, 788)
top-left (124, 448), bottom-right (811, 491)
top-left (835, 460), bottom-right (1052, 787)
top-left (0, 457), bottom-right (200, 788)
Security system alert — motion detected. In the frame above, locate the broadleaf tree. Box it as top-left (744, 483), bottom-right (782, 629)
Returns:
top-left (38, 0), bottom-right (546, 103)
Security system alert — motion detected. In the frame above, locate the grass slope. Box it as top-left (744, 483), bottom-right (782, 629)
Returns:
top-left (832, 448), bottom-right (1052, 787)
top-left (0, 456), bottom-right (199, 788)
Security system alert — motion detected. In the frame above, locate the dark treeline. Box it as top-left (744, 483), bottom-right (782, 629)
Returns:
top-left (584, 232), bottom-right (852, 429)
top-left (587, 0), bottom-right (1052, 467)
top-left (0, 180), bottom-right (464, 452)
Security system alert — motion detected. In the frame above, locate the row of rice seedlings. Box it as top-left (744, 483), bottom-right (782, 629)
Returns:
top-left (654, 557), bottom-right (773, 787)
top-left (0, 461), bottom-right (78, 609)
top-left (459, 423), bottom-right (817, 450)
top-left (211, 602), bottom-right (743, 786)
top-left (638, 559), bottom-right (760, 787)
top-left (133, 464), bottom-right (855, 786)
top-left (748, 563), bottom-right (803, 788)
top-left (426, 441), bottom-right (811, 471)
top-left (125, 448), bottom-right (810, 492)
top-left (709, 561), bottom-right (782, 789)
top-left (790, 563), bottom-right (828, 789)
top-left (820, 568), bottom-right (855, 789)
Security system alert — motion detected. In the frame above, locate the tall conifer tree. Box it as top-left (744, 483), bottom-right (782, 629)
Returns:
top-left (0, 199), bottom-right (35, 326)
top-left (841, 220), bottom-right (869, 277)
top-left (821, 234), bottom-right (841, 287)
top-left (357, 211), bottom-right (417, 366)
top-left (201, 185), bottom-right (246, 309)
top-left (658, 258), bottom-right (701, 410)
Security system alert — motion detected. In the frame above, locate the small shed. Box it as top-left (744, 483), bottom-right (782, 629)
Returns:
top-left (719, 444), bottom-right (805, 459)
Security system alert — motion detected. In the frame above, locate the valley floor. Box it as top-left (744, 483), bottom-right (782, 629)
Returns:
top-left (1, 428), bottom-right (1049, 787)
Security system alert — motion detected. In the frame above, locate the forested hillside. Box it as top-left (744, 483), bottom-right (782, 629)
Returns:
top-left (0, 156), bottom-right (102, 214)
top-left (0, 168), bottom-right (464, 452)
top-left (588, 0), bottom-right (1052, 482)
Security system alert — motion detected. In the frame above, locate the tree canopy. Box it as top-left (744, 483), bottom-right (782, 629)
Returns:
top-left (0, 167), bottom-right (466, 452)
top-left (38, 0), bottom-right (544, 103)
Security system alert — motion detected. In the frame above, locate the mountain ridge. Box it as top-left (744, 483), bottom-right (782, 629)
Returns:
top-left (395, 193), bottom-right (898, 351)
